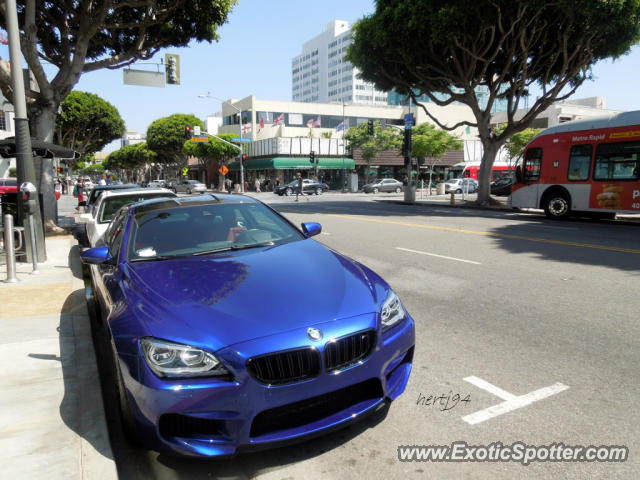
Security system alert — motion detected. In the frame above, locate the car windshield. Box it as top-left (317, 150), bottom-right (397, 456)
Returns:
top-left (0, 179), bottom-right (17, 186)
top-left (128, 202), bottom-right (305, 261)
top-left (99, 193), bottom-right (174, 224)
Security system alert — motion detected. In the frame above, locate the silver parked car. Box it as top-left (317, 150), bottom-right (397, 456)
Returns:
top-left (363, 178), bottom-right (404, 194)
top-left (172, 179), bottom-right (207, 194)
top-left (444, 178), bottom-right (478, 194)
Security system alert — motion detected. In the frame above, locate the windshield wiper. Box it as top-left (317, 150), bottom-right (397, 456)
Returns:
top-left (192, 241), bottom-right (275, 256)
top-left (130, 254), bottom-right (191, 262)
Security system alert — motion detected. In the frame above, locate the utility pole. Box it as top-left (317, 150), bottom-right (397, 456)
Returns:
top-left (6, 0), bottom-right (46, 261)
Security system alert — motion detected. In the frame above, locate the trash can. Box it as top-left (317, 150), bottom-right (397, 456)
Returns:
top-left (436, 183), bottom-right (445, 195)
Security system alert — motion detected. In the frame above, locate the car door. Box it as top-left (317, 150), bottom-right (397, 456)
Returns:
top-left (93, 210), bottom-right (128, 320)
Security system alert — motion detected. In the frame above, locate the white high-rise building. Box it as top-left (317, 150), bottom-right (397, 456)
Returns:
top-left (291, 20), bottom-right (388, 106)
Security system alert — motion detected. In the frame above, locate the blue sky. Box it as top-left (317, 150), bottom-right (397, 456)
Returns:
top-left (2, 0), bottom-right (640, 152)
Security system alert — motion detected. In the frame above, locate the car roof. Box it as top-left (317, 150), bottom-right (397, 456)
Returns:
top-left (98, 188), bottom-right (174, 201)
top-left (128, 193), bottom-right (259, 216)
top-left (92, 183), bottom-right (139, 192)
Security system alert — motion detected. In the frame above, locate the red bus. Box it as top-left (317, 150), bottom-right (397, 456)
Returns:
top-left (448, 161), bottom-right (514, 181)
top-left (511, 111), bottom-right (640, 219)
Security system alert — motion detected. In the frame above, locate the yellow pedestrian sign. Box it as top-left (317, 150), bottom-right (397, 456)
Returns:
top-left (182, 167), bottom-right (188, 176)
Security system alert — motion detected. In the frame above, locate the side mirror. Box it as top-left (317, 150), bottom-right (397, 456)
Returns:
top-left (80, 245), bottom-right (113, 265)
top-left (75, 213), bottom-right (92, 224)
top-left (301, 222), bottom-right (322, 237)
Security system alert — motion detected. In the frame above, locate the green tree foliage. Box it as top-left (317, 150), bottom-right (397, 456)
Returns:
top-left (55, 91), bottom-right (125, 159)
top-left (502, 127), bottom-right (541, 163)
top-left (104, 143), bottom-right (157, 172)
top-left (344, 121), bottom-right (402, 183)
top-left (0, 0), bottom-right (237, 142)
top-left (183, 133), bottom-right (240, 164)
top-left (147, 114), bottom-right (205, 165)
top-left (412, 123), bottom-right (463, 190)
top-left (347, 0), bottom-right (640, 203)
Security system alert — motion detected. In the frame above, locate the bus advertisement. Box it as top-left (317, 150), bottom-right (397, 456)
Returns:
top-left (511, 111), bottom-right (640, 219)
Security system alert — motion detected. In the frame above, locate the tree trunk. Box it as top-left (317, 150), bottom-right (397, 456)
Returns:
top-left (476, 141), bottom-right (501, 206)
top-left (31, 104), bottom-right (59, 224)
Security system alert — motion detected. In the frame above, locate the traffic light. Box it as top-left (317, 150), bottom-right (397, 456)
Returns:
top-left (185, 125), bottom-right (191, 138)
top-left (309, 151), bottom-right (316, 164)
top-left (367, 119), bottom-right (374, 135)
top-left (165, 54), bottom-right (180, 85)
top-left (241, 153), bottom-right (247, 167)
top-left (57, 167), bottom-right (62, 173)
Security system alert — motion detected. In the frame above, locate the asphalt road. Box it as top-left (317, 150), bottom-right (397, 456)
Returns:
top-left (85, 191), bottom-right (640, 479)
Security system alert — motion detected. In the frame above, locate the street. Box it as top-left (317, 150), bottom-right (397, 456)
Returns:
top-left (91, 192), bottom-right (640, 479)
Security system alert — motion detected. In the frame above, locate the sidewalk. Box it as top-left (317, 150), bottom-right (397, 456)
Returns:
top-left (0, 211), bottom-right (117, 478)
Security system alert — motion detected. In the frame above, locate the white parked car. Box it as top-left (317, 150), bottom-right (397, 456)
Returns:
top-left (75, 188), bottom-right (176, 247)
top-left (444, 178), bottom-right (478, 194)
top-left (172, 179), bottom-right (207, 194)
top-left (148, 179), bottom-right (168, 188)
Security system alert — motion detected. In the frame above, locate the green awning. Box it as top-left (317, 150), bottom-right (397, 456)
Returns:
top-left (229, 157), bottom-right (355, 171)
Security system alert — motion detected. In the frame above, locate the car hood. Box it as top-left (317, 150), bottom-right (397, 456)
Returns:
top-left (123, 239), bottom-right (382, 351)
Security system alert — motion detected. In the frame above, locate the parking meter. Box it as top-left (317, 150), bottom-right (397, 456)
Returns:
top-left (19, 182), bottom-right (40, 274)
top-left (19, 182), bottom-right (38, 215)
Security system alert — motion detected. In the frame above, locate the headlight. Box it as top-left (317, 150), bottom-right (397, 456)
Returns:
top-left (140, 337), bottom-right (229, 378)
top-left (380, 290), bottom-right (405, 332)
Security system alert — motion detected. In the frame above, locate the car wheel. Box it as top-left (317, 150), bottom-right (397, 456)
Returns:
top-left (395, 187), bottom-right (402, 193)
top-left (373, 187), bottom-right (379, 194)
top-left (187, 188), bottom-right (192, 194)
top-left (110, 336), bottom-right (142, 447)
top-left (286, 187), bottom-right (293, 196)
top-left (456, 189), bottom-right (462, 194)
top-left (543, 191), bottom-right (571, 219)
top-left (315, 187), bottom-right (322, 195)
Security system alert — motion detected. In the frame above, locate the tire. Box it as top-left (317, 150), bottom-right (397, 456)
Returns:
top-left (373, 187), bottom-right (379, 194)
top-left (111, 337), bottom-right (141, 447)
top-left (187, 188), bottom-right (192, 194)
top-left (543, 191), bottom-right (571, 219)
top-left (456, 189), bottom-right (462, 194)
top-left (315, 187), bottom-right (322, 195)
top-left (395, 187), bottom-right (402, 193)
top-left (286, 187), bottom-right (293, 196)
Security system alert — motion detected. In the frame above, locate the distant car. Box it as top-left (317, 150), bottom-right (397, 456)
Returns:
top-left (274, 179), bottom-right (329, 196)
top-left (172, 179), bottom-right (207, 194)
top-left (444, 178), bottom-right (478, 194)
top-left (148, 179), bottom-right (168, 188)
top-left (362, 178), bottom-right (403, 194)
top-left (0, 178), bottom-right (17, 194)
top-left (80, 194), bottom-right (415, 457)
top-left (490, 177), bottom-right (514, 196)
top-left (75, 188), bottom-right (176, 247)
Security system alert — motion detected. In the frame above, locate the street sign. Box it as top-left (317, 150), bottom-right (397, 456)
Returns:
top-left (190, 136), bottom-right (209, 142)
top-left (182, 167), bottom-right (188, 176)
top-left (219, 165), bottom-right (229, 176)
top-left (231, 137), bottom-right (251, 142)
top-left (404, 113), bottom-right (415, 130)
top-left (193, 126), bottom-right (201, 136)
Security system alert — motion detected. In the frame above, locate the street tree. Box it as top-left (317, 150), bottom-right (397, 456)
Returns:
top-left (183, 133), bottom-right (240, 188)
top-left (0, 0), bottom-right (236, 219)
top-left (147, 114), bottom-right (204, 167)
top-left (347, 0), bottom-right (640, 204)
top-left (55, 91), bottom-right (125, 162)
top-left (344, 121), bottom-right (402, 184)
top-left (104, 142), bottom-right (157, 183)
top-left (500, 126), bottom-right (541, 165)
top-left (411, 123), bottom-right (462, 192)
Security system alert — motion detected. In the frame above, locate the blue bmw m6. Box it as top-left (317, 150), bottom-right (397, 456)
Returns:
top-left (81, 194), bottom-right (415, 457)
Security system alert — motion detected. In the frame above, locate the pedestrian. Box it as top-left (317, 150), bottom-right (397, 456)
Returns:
top-left (244, 180), bottom-right (249, 192)
top-left (98, 175), bottom-right (107, 186)
top-left (74, 178), bottom-right (86, 212)
top-left (294, 172), bottom-right (308, 202)
top-left (254, 177), bottom-right (261, 193)
top-left (275, 178), bottom-right (281, 188)
top-left (225, 177), bottom-right (232, 193)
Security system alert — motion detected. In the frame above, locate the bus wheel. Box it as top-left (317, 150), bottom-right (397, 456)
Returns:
top-left (543, 192), bottom-right (571, 219)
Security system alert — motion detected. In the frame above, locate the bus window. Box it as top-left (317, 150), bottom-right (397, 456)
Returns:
top-left (524, 148), bottom-right (542, 181)
top-left (594, 141), bottom-right (640, 181)
top-left (568, 144), bottom-right (592, 181)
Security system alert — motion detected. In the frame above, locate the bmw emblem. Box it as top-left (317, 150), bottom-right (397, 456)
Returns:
top-left (307, 328), bottom-right (323, 341)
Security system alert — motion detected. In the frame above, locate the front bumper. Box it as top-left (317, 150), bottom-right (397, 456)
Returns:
top-left (117, 313), bottom-right (415, 457)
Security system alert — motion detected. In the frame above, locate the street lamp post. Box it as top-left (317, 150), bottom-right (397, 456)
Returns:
top-left (198, 92), bottom-right (245, 193)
